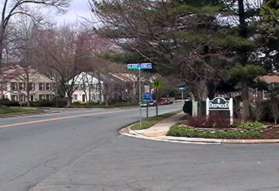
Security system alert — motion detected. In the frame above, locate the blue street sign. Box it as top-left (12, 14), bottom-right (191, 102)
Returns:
top-left (127, 63), bottom-right (152, 71)
top-left (140, 63), bottom-right (152, 69)
top-left (127, 64), bottom-right (140, 71)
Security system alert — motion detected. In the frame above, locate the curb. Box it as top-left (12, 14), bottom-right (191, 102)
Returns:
top-left (120, 126), bottom-right (279, 145)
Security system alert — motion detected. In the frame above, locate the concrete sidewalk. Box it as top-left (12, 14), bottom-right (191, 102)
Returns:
top-left (134, 112), bottom-right (184, 137)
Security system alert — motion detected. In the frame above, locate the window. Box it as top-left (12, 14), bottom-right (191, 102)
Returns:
top-left (11, 82), bottom-right (17, 91)
top-left (28, 83), bottom-right (35, 91)
top-left (39, 83), bottom-right (44, 91)
top-left (19, 83), bottom-right (25, 91)
top-left (74, 94), bottom-right (78, 100)
top-left (46, 83), bottom-right (50, 91)
top-left (19, 94), bottom-right (25, 102)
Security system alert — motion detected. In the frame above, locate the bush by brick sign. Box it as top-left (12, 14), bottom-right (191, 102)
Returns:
top-left (206, 97), bottom-right (233, 125)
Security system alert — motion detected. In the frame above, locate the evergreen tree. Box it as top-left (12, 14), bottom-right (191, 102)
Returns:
top-left (92, 0), bottom-right (239, 102)
top-left (257, 0), bottom-right (279, 72)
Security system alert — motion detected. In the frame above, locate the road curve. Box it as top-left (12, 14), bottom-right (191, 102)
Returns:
top-left (0, 104), bottom-right (181, 191)
top-left (0, 103), bottom-right (278, 191)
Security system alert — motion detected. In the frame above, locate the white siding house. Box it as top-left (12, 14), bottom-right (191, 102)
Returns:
top-left (71, 72), bottom-right (104, 103)
top-left (0, 65), bottom-right (55, 103)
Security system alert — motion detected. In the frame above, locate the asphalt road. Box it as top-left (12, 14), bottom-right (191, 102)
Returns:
top-left (0, 102), bottom-right (279, 191)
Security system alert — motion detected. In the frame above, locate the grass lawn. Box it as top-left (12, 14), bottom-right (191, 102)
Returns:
top-left (130, 112), bottom-right (176, 130)
top-left (0, 107), bottom-right (42, 117)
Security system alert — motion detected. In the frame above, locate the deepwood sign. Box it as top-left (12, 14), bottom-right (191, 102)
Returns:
top-left (208, 97), bottom-right (230, 110)
top-left (206, 97), bottom-right (233, 125)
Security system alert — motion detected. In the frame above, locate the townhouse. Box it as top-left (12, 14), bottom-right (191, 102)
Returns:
top-left (0, 65), bottom-right (56, 103)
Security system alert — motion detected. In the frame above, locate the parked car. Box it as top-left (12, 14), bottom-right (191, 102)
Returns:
top-left (158, 98), bottom-right (173, 105)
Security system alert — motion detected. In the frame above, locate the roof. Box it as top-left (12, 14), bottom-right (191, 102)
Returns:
top-left (69, 72), bottom-right (102, 85)
top-left (0, 64), bottom-right (54, 83)
top-left (259, 74), bottom-right (279, 84)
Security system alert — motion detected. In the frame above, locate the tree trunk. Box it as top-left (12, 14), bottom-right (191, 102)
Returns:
top-left (190, 80), bottom-right (208, 117)
top-left (22, 67), bottom-right (31, 107)
top-left (66, 96), bottom-right (72, 108)
top-left (238, 0), bottom-right (248, 38)
top-left (271, 96), bottom-right (279, 125)
top-left (191, 80), bottom-right (208, 102)
top-left (241, 82), bottom-right (250, 121)
top-left (97, 72), bottom-right (102, 104)
top-left (0, 28), bottom-right (4, 69)
top-left (26, 74), bottom-right (30, 107)
top-left (103, 83), bottom-right (109, 106)
top-left (0, 30), bottom-right (3, 107)
top-left (255, 89), bottom-right (263, 121)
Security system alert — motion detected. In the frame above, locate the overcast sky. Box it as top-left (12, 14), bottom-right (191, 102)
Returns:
top-left (55, 0), bottom-right (93, 24)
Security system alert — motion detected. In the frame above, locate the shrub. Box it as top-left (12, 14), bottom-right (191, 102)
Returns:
top-left (0, 99), bottom-right (20, 107)
top-left (167, 125), bottom-right (262, 139)
top-left (71, 102), bottom-right (103, 108)
top-left (187, 112), bottom-right (231, 128)
top-left (31, 98), bottom-right (67, 108)
top-left (237, 121), bottom-right (265, 130)
top-left (54, 97), bottom-right (67, 107)
top-left (183, 101), bottom-right (192, 115)
top-left (31, 100), bottom-right (55, 107)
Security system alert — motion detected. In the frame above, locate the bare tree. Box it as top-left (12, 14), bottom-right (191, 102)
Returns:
top-left (0, 0), bottom-right (70, 68)
top-left (15, 18), bottom-right (41, 106)
top-left (35, 26), bottom-right (81, 107)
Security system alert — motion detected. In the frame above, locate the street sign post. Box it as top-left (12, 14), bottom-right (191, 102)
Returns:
top-left (127, 63), bottom-right (152, 71)
top-left (128, 63), bottom-right (153, 129)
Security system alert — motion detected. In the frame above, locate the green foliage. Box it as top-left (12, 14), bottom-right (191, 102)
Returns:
top-left (237, 121), bottom-right (265, 130)
top-left (171, 4), bottom-right (223, 16)
top-left (230, 64), bottom-right (265, 83)
top-left (0, 107), bottom-right (40, 116)
top-left (0, 99), bottom-right (20, 107)
top-left (94, 0), bottom-right (273, 103)
top-left (257, 0), bottom-right (279, 71)
top-left (175, 32), bottom-right (255, 50)
top-left (167, 125), bottom-right (262, 139)
top-left (260, 0), bottom-right (279, 35)
top-left (215, 35), bottom-right (255, 50)
top-left (100, 52), bottom-right (146, 64)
